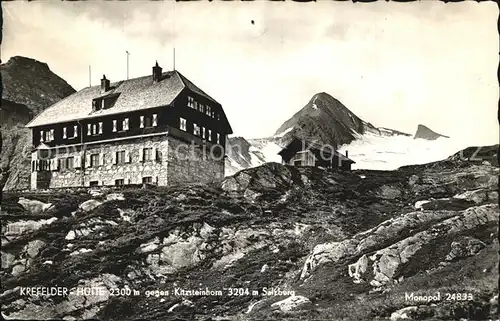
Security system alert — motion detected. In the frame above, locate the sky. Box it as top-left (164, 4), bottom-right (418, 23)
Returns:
top-left (2, 0), bottom-right (498, 145)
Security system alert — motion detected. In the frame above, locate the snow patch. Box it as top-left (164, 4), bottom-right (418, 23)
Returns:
top-left (338, 133), bottom-right (469, 171)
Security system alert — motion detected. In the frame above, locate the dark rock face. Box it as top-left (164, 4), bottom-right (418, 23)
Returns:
top-left (274, 92), bottom-right (411, 149)
top-left (1, 146), bottom-right (497, 320)
top-left (0, 56), bottom-right (76, 191)
top-left (274, 92), bottom-right (369, 148)
top-left (414, 124), bottom-right (449, 140)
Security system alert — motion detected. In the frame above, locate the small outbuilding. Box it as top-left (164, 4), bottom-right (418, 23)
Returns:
top-left (278, 138), bottom-right (355, 171)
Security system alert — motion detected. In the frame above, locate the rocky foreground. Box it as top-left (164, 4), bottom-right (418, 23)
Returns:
top-left (1, 151), bottom-right (498, 320)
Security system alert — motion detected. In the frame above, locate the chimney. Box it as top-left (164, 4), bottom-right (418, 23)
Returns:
top-left (100, 74), bottom-right (110, 92)
top-left (152, 61), bottom-right (162, 83)
top-left (345, 150), bottom-right (348, 158)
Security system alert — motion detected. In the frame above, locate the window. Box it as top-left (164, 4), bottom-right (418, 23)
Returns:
top-left (198, 103), bottom-right (204, 113)
top-left (58, 158), bottom-right (67, 171)
top-left (180, 118), bottom-right (187, 131)
top-left (140, 116), bottom-right (145, 128)
top-left (90, 181), bottom-right (99, 187)
top-left (115, 179), bottom-right (125, 186)
top-left (143, 148), bottom-right (153, 161)
top-left (67, 157), bottom-right (75, 170)
top-left (123, 118), bottom-right (129, 131)
top-left (294, 159), bottom-right (302, 166)
top-left (87, 124), bottom-right (91, 135)
top-left (92, 99), bottom-right (100, 112)
top-left (90, 154), bottom-right (99, 167)
top-left (92, 124), bottom-right (98, 135)
top-left (113, 120), bottom-right (117, 132)
top-left (116, 151), bottom-right (126, 164)
top-left (73, 125), bottom-right (78, 138)
top-left (63, 127), bottom-right (67, 139)
top-left (201, 126), bottom-right (206, 139)
top-left (46, 129), bottom-right (54, 142)
top-left (206, 105), bottom-right (211, 116)
top-left (193, 123), bottom-right (200, 136)
top-left (216, 133), bottom-right (220, 144)
top-left (208, 129), bottom-right (212, 141)
top-left (142, 177), bottom-right (153, 184)
top-left (40, 130), bottom-right (44, 143)
top-left (98, 122), bottom-right (103, 134)
top-left (144, 115), bottom-right (152, 128)
top-left (152, 114), bottom-right (158, 127)
top-left (103, 96), bottom-right (118, 109)
top-left (194, 101), bottom-right (198, 110)
top-left (187, 96), bottom-right (195, 108)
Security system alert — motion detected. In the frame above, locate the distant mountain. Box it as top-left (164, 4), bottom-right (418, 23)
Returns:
top-left (225, 92), bottom-right (412, 175)
top-left (0, 56), bottom-right (76, 191)
top-left (414, 124), bottom-right (449, 140)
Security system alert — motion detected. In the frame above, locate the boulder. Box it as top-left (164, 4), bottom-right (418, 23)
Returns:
top-left (390, 306), bottom-right (418, 320)
top-left (4, 218), bottom-right (58, 236)
top-left (1, 251), bottom-right (16, 269)
top-left (445, 236), bottom-right (486, 261)
top-left (270, 295), bottom-right (312, 312)
top-left (348, 254), bottom-right (369, 283)
top-left (377, 185), bottom-right (402, 199)
top-left (17, 197), bottom-right (53, 214)
top-left (79, 200), bottom-right (102, 212)
top-left (105, 193), bottom-right (125, 201)
top-left (24, 239), bottom-right (46, 258)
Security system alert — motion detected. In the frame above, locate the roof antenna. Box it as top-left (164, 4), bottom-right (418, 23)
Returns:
top-left (126, 50), bottom-right (130, 80)
top-left (173, 48), bottom-right (176, 71)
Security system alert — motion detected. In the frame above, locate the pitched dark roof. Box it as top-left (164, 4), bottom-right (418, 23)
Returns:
top-left (26, 70), bottom-right (220, 128)
top-left (278, 137), bottom-right (355, 164)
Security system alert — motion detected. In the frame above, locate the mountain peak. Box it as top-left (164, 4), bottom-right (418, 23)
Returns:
top-left (414, 124), bottom-right (449, 140)
top-left (1, 56), bottom-right (75, 114)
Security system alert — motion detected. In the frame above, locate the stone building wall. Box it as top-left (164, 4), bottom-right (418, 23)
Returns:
top-left (49, 134), bottom-right (169, 188)
top-left (41, 133), bottom-right (224, 188)
top-left (166, 136), bottom-right (225, 185)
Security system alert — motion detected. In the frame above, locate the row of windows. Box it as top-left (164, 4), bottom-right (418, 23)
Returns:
top-left (42, 147), bottom-right (158, 172)
top-left (39, 114), bottom-right (158, 143)
top-left (89, 176), bottom-right (155, 187)
top-left (179, 117), bottom-right (221, 144)
top-left (187, 96), bottom-right (221, 120)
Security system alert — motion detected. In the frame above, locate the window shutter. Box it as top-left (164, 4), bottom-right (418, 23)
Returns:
top-left (98, 122), bottom-right (103, 134)
top-left (113, 120), bottom-right (117, 132)
top-left (75, 154), bottom-right (81, 168)
top-left (126, 178), bottom-right (131, 185)
top-left (140, 116), bottom-right (145, 128)
top-left (86, 154), bottom-right (91, 168)
top-left (74, 125), bottom-right (78, 137)
top-left (100, 153), bottom-right (104, 166)
top-left (152, 114), bottom-right (158, 127)
top-left (139, 148), bottom-right (144, 162)
top-left (125, 150), bottom-right (130, 163)
top-left (152, 147), bottom-right (157, 161)
top-left (63, 127), bottom-right (67, 139)
top-left (112, 152), bottom-right (117, 164)
top-left (87, 124), bottom-right (91, 135)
